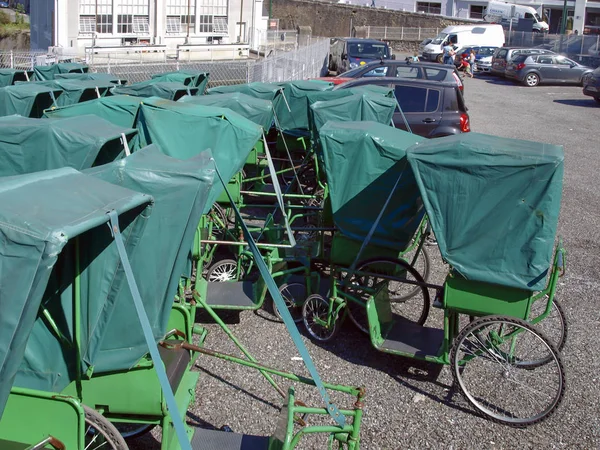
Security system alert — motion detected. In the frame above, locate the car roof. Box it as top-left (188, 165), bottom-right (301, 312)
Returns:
top-left (336, 77), bottom-right (458, 88)
top-left (356, 60), bottom-right (456, 70)
top-left (334, 38), bottom-right (387, 44)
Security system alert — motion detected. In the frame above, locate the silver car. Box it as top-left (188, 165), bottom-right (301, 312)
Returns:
top-left (505, 54), bottom-right (594, 87)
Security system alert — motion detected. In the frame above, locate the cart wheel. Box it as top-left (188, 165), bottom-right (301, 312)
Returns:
top-left (302, 294), bottom-right (340, 342)
top-left (528, 297), bottom-right (568, 354)
top-left (114, 423), bottom-right (155, 440)
top-left (209, 203), bottom-right (229, 240)
top-left (346, 257), bottom-right (430, 334)
top-left (83, 405), bottom-right (128, 450)
top-left (451, 315), bottom-right (565, 427)
top-left (206, 259), bottom-right (243, 282)
top-left (399, 244), bottom-right (431, 297)
top-left (273, 282), bottom-right (306, 323)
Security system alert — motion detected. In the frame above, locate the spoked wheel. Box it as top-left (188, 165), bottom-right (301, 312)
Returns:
top-left (114, 423), bottom-right (155, 441)
top-left (525, 298), bottom-right (568, 367)
top-left (524, 72), bottom-right (540, 87)
top-left (399, 244), bottom-right (431, 297)
top-left (273, 282), bottom-right (306, 323)
top-left (83, 405), bottom-right (128, 450)
top-left (345, 257), bottom-right (430, 334)
top-left (302, 294), bottom-right (340, 342)
top-left (209, 203), bottom-right (230, 240)
top-left (451, 315), bottom-right (566, 427)
top-left (205, 259), bottom-right (243, 282)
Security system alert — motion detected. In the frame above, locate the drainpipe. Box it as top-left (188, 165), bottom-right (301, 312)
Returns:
top-left (185, 0), bottom-right (191, 44)
top-left (239, 0), bottom-right (244, 42)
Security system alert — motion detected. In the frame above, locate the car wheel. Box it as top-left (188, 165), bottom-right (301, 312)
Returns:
top-left (524, 72), bottom-right (540, 87)
top-left (595, 97), bottom-right (600, 104)
top-left (581, 73), bottom-right (592, 86)
top-left (436, 54), bottom-right (443, 64)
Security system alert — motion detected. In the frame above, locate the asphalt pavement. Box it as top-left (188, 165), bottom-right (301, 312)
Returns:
top-left (133, 74), bottom-right (600, 449)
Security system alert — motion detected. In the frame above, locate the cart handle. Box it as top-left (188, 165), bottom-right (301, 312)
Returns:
top-left (29, 437), bottom-right (65, 450)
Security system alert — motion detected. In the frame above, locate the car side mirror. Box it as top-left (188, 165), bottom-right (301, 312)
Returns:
top-left (391, 54), bottom-right (396, 60)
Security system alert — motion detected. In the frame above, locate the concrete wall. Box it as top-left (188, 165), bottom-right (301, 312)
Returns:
top-left (271, 0), bottom-right (473, 37)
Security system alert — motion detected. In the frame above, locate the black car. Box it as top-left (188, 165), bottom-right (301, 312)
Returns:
top-left (331, 60), bottom-right (464, 92)
top-left (583, 66), bottom-right (600, 104)
top-left (505, 54), bottom-right (594, 87)
top-left (334, 78), bottom-right (470, 138)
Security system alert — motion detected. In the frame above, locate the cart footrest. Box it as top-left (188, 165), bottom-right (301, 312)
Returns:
top-left (205, 281), bottom-right (257, 309)
top-left (379, 317), bottom-right (444, 358)
top-left (190, 427), bottom-right (269, 450)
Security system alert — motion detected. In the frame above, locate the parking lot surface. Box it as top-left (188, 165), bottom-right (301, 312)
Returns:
top-left (135, 75), bottom-right (600, 449)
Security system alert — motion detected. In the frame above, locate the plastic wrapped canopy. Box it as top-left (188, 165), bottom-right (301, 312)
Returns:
top-left (179, 92), bottom-right (274, 130)
top-left (23, 79), bottom-right (114, 106)
top-left (33, 63), bottom-right (88, 81)
top-left (43, 95), bottom-right (144, 128)
top-left (320, 121), bottom-right (425, 251)
top-left (0, 69), bottom-right (33, 87)
top-left (112, 80), bottom-right (197, 100)
top-left (54, 72), bottom-right (127, 85)
top-left (84, 145), bottom-right (214, 372)
top-left (0, 168), bottom-right (151, 415)
top-left (0, 83), bottom-right (63, 118)
top-left (0, 115), bottom-right (137, 176)
top-left (406, 133), bottom-right (564, 291)
top-left (135, 97), bottom-right (262, 211)
top-left (151, 71), bottom-right (209, 92)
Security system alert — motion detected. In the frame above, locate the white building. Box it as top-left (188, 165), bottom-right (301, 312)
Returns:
top-left (30, 0), bottom-right (268, 54)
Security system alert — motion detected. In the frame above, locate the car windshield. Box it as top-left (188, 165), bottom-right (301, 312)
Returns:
top-left (430, 32), bottom-right (448, 45)
top-left (347, 42), bottom-right (389, 59)
top-left (478, 47), bottom-right (496, 57)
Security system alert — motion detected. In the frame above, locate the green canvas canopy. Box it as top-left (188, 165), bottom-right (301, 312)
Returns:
top-left (33, 63), bottom-right (88, 81)
top-left (151, 71), bottom-right (209, 91)
top-left (0, 167), bottom-right (152, 414)
top-left (273, 80), bottom-right (338, 132)
top-left (0, 83), bottom-right (63, 118)
top-left (23, 79), bottom-right (114, 106)
top-left (320, 121), bottom-right (425, 251)
top-left (43, 95), bottom-right (143, 128)
top-left (207, 81), bottom-right (283, 103)
top-left (0, 115), bottom-right (136, 176)
top-left (84, 145), bottom-right (214, 372)
top-left (309, 91), bottom-right (396, 144)
top-left (0, 68), bottom-right (33, 87)
top-left (179, 92), bottom-right (274, 130)
top-left (54, 72), bottom-right (127, 85)
top-left (135, 97), bottom-right (262, 211)
top-left (112, 80), bottom-right (197, 101)
top-left (406, 132), bottom-right (564, 291)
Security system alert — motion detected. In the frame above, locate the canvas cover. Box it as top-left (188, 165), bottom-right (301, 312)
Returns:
top-left (0, 115), bottom-right (136, 176)
top-left (406, 133), bottom-right (564, 291)
top-left (33, 63), bottom-right (88, 81)
top-left (320, 121), bottom-right (425, 251)
top-left (274, 80), bottom-right (337, 132)
top-left (179, 92), bottom-right (274, 130)
top-left (0, 69), bottom-right (33, 87)
top-left (0, 83), bottom-right (63, 118)
top-left (84, 145), bottom-right (214, 372)
top-left (207, 81), bottom-right (283, 102)
top-left (152, 71), bottom-right (209, 92)
top-left (54, 72), bottom-right (126, 85)
top-left (24, 80), bottom-right (113, 106)
top-left (43, 95), bottom-right (143, 128)
top-left (0, 167), bottom-right (151, 414)
top-left (135, 97), bottom-right (262, 211)
top-left (112, 80), bottom-right (197, 100)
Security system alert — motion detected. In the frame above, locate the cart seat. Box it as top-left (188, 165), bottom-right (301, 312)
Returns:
top-left (205, 281), bottom-right (258, 309)
top-left (190, 428), bottom-right (269, 450)
top-left (158, 340), bottom-right (192, 391)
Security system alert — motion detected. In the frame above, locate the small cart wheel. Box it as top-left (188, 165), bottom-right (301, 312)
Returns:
top-left (451, 315), bottom-right (565, 427)
top-left (526, 298), bottom-right (567, 366)
top-left (398, 245), bottom-right (431, 299)
top-left (115, 422), bottom-right (155, 440)
top-left (206, 259), bottom-right (243, 282)
top-left (83, 405), bottom-right (128, 450)
top-left (346, 257), bottom-right (430, 334)
top-left (302, 294), bottom-right (340, 342)
top-left (273, 282), bottom-right (306, 323)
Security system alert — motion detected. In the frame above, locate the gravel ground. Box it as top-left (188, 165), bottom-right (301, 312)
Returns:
top-left (131, 75), bottom-right (600, 449)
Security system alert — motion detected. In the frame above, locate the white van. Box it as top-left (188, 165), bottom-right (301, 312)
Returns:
top-left (421, 24), bottom-right (505, 63)
top-left (485, 1), bottom-right (549, 33)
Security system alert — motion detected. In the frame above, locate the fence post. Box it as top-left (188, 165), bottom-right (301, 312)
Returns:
top-left (401, 27), bottom-right (404, 40)
top-left (31, 55), bottom-right (34, 70)
top-left (107, 54), bottom-right (111, 74)
top-left (384, 26), bottom-right (387, 39)
top-left (580, 36), bottom-right (584, 59)
top-left (10, 50), bottom-right (13, 68)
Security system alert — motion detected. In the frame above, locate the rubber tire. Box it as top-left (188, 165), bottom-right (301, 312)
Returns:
top-left (524, 72), bottom-right (540, 87)
top-left (302, 294), bottom-right (340, 342)
top-left (272, 282), bottom-right (306, 323)
top-left (451, 315), bottom-right (566, 427)
top-left (83, 405), bottom-right (129, 450)
top-left (115, 423), bottom-right (155, 441)
top-left (436, 54), bottom-right (444, 64)
top-left (206, 259), bottom-right (242, 282)
top-left (345, 257), bottom-right (430, 335)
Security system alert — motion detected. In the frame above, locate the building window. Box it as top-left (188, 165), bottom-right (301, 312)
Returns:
top-left (416, 2), bottom-right (441, 14)
top-left (166, 15), bottom-right (196, 34)
top-left (470, 5), bottom-right (484, 19)
top-left (166, 0), bottom-right (196, 34)
top-left (198, 0), bottom-right (228, 34)
top-left (116, 0), bottom-right (150, 34)
top-left (79, 0), bottom-right (113, 34)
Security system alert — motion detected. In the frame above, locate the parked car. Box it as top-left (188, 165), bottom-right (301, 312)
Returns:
top-left (491, 47), bottom-right (556, 76)
top-left (328, 38), bottom-right (394, 76)
top-left (0, 1), bottom-right (9, 7)
top-left (582, 66), bottom-right (600, 103)
top-left (315, 60), bottom-right (464, 92)
top-left (453, 46), bottom-right (499, 70)
top-left (505, 53), bottom-right (594, 87)
top-left (476, 55), bottom-right (493, 73)
top-left (334, 77), bottom-right (470, 138)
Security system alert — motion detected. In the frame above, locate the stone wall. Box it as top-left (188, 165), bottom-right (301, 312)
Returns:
top-left (0, 30), bottom-right (30, 50)
top-left (272, 0), bottom-right (474, 38)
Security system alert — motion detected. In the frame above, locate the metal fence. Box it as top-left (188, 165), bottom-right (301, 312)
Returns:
top-left (0, 38), bottom-right (330, 86)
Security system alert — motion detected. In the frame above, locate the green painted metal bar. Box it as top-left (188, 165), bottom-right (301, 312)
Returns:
top-left (73, 238), bottom-right (83, 398)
